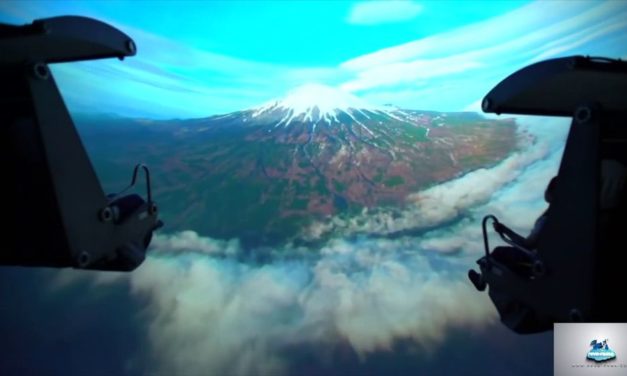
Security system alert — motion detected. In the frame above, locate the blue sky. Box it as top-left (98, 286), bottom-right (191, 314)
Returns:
top-left (1, 1), bottom-right (627, 118)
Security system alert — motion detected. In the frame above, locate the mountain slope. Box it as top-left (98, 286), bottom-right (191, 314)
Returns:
top-left (77, 85), bottom-right (521, 246)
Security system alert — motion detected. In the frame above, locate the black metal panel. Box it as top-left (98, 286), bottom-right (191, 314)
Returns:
top-left (479, 109), bottom-right (600, 325)
top-left (0, 16), bottom-right (136, 64)
top-left (0, 66), bottom-right (72, 267)
top-left (533, 107), bottom-right (600, 321)
top-left (27, 63), bottom-right (120, 266)
top-left (482, 56), bottom-right (627, 116)
top-left (595, 113), bottom-right (627, 320)
top-left (0, 16), bottom-right (160, 271)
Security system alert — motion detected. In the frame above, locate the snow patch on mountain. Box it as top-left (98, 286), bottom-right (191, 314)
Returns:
top-left (251, 83), bottom-right (390, 126)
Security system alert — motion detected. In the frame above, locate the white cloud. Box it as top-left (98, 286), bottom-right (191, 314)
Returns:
top-left (49, 23), bottom-right (303, 118)
top-left (347, 1), bottom-right (423, 25)
top-left (340, 56), bottom-right (483, 92)
top-left (417, 117), bottom-right (568, 255)
top-left (150, 230), bottom-right (241, 256)
top-left (126, 234), bottom-right (495, 376)
top-left (303, 115), bottom-right (569, 243)
top-left (464, 98), bottom-right (484, 113)
top-left (342, 1), bottom-right (622, 71)
top-left (339, 1), bottom-right (627, 109)
top-left (529, 14), bottom-right (627, 62)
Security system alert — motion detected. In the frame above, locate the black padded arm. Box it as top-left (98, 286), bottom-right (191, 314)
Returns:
top-left (482, 56), bottom-right (627, 116)
top-left (0, 16), bottom-right (136, 64)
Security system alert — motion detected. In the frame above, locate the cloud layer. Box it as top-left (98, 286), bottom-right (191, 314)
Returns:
top-left (130, 235), bottom-right (494, 376)
top-left (50, 115), bottom-right (570, 375)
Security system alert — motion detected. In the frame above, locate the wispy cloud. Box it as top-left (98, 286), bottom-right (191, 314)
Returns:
top-left (5, 1), bottom-right (626, 117)
top-left (49, 22), bottom-right (312, 118)
top-left (52, 230), bottom-right (499, 376)
top-left (131, 234), bottom-right (494, 376)
top-left (341, 1), bottom-right (624, 71)
top-left (340, 1), bottom-right (627, 110)
top-left (528, 13), bottom-right (627, 62)
top-left (340, 56), bottom-right (483, 92)
top-left (0, 4), bottom-right (345, 118)
top-left (347, 1), bottom-right (423, 25)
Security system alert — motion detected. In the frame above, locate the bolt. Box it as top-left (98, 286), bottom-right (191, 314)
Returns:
top-left (99, 207), bottom-right (113, 222)
top-left (32, 63), bottom-right (49, 80)
top-left (575, 106), bottom-right (592, 124)
top-left (149, 202), bottom-right (158, 216)
top-left (77, 251), bottom-right (91, 267)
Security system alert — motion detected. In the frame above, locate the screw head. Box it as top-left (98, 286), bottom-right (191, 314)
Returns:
top-left (77, 251), bottom-right (91, 267)
top-left (532, 260), bottom-right (546, 278)
top-left (32, 63), bottom-right (49, 80)
top-left (575, 106), bottom-right (592, 123)
top-left (99, 207), bottom-right (113, 222)
top-left (149, 202), bottom-right (158, 216)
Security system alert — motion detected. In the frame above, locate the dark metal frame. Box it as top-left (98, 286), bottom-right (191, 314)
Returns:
top-left (473, 55), bottom-right (627, 331)
top-left (0, 16), bottom-right (161, 271)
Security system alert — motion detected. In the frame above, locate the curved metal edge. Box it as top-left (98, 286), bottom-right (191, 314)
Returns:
top-left (481, 55), bottom-right (583, 116)
top-left (28, 15), bottom-right (136, 62)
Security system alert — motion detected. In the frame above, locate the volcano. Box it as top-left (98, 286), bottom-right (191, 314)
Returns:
top-left (78, 84), bottom-right (520, 245)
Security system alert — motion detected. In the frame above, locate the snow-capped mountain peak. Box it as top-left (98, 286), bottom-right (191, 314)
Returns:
top-left (252, 83), bottom-right (383, 126)
top-left (278, 83), bottom-right (374, 113)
